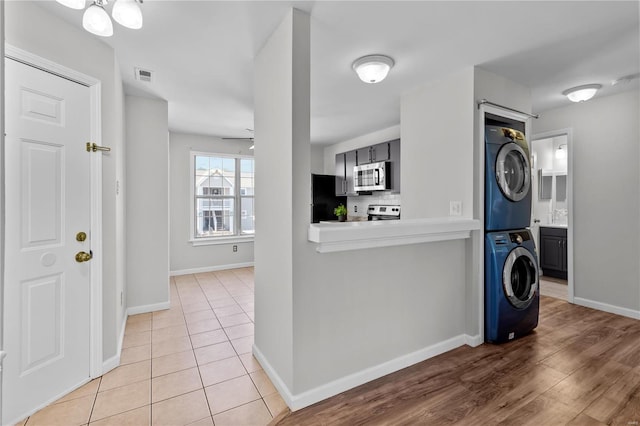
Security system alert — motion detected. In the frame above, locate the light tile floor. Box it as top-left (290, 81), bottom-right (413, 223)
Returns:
top-left (14, 267), bottom-right (287, 426)
top-left (539, 275), bottom-right (568, 301)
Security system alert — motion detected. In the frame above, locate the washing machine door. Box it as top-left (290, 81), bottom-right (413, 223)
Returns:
top-left (502, 247), bottom-right (538, 309)
top-left (495, 142), bottom-right (531, 202)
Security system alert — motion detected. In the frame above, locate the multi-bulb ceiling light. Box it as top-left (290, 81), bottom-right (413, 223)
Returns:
top-left (352, 55), bottom-right (395, 84)
top-left (562, 84), bottom-right (601, 103)
top-left (56, 0), bottom-right (143, 37)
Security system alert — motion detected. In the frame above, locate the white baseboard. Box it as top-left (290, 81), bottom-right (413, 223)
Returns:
top-left (102, 352), bottom-right (120, 374)
top-left (5, 377), bottom-right (92, 426)
top-left (253, 334), bottom-right (467, 411)
top-left (574, 297), bottom-right (640, 320)
top-left (102, 311), bottom-right (127, 374)
top-left (170, 262), bottom-right (254, 277)
top-left (127, 301), bottom-right (171, 316)
top-left (464, 334), bottom-right (483, 347)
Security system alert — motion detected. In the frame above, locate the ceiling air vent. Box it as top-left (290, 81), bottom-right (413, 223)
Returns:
top-left (135, 67), bottom-right (154, 83)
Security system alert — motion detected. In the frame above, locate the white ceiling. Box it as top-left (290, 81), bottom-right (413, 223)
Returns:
top-left (37, 1), bottom-right (639, 145)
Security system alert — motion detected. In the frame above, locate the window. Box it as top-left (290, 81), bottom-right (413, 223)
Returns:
top-left (192, 153), bottom-right (255, 240)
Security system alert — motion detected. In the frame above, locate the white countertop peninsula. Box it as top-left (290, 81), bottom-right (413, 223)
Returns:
top-left (309, 217), bottom-right (481, 253)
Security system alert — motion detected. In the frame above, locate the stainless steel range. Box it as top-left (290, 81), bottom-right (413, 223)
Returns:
top-left (367, 204), bottom-right (401, 221)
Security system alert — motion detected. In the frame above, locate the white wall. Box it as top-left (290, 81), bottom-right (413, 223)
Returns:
top-left (169, 132), bottom-right (254, 274)
top-left (0, 1), bottom-right (5, 418)
top-left (310, 145), bottom-right (324, 174)
top-left (254, 8), bottom-right (307, 392)
top-left (5, 1), bottom-right (125, 361)
top-left (255, 13), bottom-right (475, 409)
top-left (401, 68), bottom-right (474, 219)
top-left (534, 90), bottom-right (640, 315)
top-left (125, 96), bottom-right (169, 310)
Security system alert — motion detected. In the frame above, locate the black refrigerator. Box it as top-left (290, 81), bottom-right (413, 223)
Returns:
top-left (311, 174), bottom-right (347, 223)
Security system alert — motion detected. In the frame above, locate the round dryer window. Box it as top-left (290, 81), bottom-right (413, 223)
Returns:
top-left (495, 143), bottom-right (531, 202)
top-left (502, 247), bottom-right (538, 309)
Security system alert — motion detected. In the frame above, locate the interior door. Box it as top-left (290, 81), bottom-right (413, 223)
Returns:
top-left (3, 58), bottom-right (92, 424)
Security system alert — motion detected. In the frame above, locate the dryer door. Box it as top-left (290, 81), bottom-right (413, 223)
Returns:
top-left (502, 247), bottom-right (538, 309)
top-left (495, 142), bottom-right (531, 202)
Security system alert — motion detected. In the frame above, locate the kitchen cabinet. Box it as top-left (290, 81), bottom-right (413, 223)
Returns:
top-left (372, 142), bottom-right (391, 162)
top-left (356, 142), bottom-right (391, 165)
top-left (356, 147), bottom-right (371, 165)
top-left (389, 139), bottom-right (400, 193)
top-left (335, 150), bottom-right (358, 196)
top-left (539, 226), bottom-right (567, 279)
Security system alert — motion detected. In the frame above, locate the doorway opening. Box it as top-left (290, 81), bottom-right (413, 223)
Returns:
top-left (530, 130), bottom-right (573, 303)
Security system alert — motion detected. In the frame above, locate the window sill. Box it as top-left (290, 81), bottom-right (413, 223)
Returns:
top-left (190, 235), bottom-right (255, 247)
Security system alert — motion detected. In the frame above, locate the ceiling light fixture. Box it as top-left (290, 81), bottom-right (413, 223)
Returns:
top-left (56, 0), bottom-right (143, 37)
top-left (352, 54), bottom-right (395, 84)
top-left (562, 84), bottom-right (602, 103)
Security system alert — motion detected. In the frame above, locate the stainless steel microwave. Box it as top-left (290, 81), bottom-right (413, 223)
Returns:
top-left (353, 161), bottom-right (390, 191)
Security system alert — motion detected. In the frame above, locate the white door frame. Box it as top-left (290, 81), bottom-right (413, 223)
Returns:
top-left (4, 45), bottom-right (104, 379)
top-left (531, 128), bottom-right (574, 303)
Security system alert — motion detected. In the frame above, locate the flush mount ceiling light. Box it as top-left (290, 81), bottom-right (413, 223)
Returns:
top-left (56, 0), bottom-right (143, 37)
top-left (562, 84), bottom-right (602, 103)
top-left (352, 55), bottom-right (395, 84)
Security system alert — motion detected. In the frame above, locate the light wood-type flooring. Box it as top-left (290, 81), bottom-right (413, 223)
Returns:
top-left (274, 295), bottom-right (640, 426)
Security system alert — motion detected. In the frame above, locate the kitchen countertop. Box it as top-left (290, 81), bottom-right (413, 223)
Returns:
top-left (539, 223), bottom-right (568, 229)
top-left (308, 217), bottom-right (481, 253)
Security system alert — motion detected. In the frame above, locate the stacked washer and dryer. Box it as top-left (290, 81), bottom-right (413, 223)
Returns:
top-left (484, 122), bottom-right (539, 343)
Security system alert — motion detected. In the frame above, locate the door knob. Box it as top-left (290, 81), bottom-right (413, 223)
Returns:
top-left (75, 251), bottom-right (93, 263)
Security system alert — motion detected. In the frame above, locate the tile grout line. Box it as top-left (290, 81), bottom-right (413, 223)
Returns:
top-left (191, 273), bottom-right (217, 422)
top-left (86, 376), bottom-right (102, 424)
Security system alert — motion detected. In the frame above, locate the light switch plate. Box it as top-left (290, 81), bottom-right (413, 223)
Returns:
top-left (449, 201), bottom-right (462, 216)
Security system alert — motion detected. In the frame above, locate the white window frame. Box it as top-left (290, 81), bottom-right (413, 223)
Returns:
top-left (189, 151), bottom-right (255, 246)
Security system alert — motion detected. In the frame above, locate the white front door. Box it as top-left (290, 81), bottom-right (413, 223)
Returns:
top-left (3, 58), bottom-right (92, 424)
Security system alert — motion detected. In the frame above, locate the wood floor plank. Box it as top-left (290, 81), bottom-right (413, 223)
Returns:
top-left (565, 413), bottom-right (608, 426)
top-left (583, 366), bottom-right (640, 424)
top-left (275, 296), bottom-right (640, 426)
top-left (543, 358), bottom-right (631, 413)
top-left (496, 394), bottom-right (581, 426)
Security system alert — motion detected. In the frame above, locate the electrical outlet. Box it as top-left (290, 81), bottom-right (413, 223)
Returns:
top-left (449, 201), bottom-right (462, 217)
top-left (233, 245), bottom-right (238, 252)
top-left (354, 205), bottom-right (358, 213)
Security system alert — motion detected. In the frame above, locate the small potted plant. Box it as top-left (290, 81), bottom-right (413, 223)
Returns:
top-left (334, 204), bottom-right (348, 222)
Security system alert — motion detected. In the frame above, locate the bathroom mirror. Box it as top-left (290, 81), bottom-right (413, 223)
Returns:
top-left (556, 174), bottom-right (567, 202)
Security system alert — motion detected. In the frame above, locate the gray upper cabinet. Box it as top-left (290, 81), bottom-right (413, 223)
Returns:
top-left (371, 142), bottom-right (391, 162)
top-left (389, 139), bottom-right (400, 193)
top-left (335, 152), bottom-right (346, 195)
top-left (356, 143), bottom-right (391, 165)
top-left (345, 150), bottom-right (357, 195)
top-left (335, 150), bottom-right (358, 196)
top-left (356, 147), bottom-right (371, 165)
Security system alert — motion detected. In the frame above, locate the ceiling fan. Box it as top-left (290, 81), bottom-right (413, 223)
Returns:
top-left (222, 129), bottom-right (255, 149)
